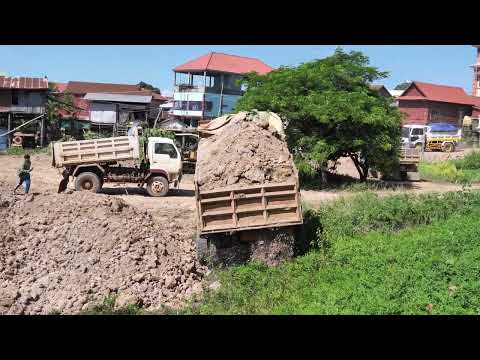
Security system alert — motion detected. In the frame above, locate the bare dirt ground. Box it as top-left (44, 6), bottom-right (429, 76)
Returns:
top-left (0, 154), bottom-right (204, 314)
top-left (1, 152), bottom-right (475, 212)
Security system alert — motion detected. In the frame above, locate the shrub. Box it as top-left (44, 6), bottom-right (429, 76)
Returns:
top-left (305, 190), bottom-right (480, 248)
top-left (419, 161), bottom-right (469, 184)
top-left (453, 151), bottom-right (480, 170)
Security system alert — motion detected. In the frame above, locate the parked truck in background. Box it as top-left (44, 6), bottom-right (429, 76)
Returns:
top-left (401, 123), bottom-right (462, 153)
top-left (51, 132), bottom-right (182, 197)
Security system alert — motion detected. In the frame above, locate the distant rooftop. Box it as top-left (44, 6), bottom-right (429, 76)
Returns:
top-left (398, 81), bottom-right (475, 106)
top-left (66, 81), bottom-right (140, 94)
top-left (0, 76), bottom-right (49, 90)
top-left (84, 93), bottom-right (152, 103)
top-left (174, 52), bottom-right (273, 75)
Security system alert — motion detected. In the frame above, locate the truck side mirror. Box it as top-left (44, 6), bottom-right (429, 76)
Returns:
top-left (410, 136), bottom-right (419, 141)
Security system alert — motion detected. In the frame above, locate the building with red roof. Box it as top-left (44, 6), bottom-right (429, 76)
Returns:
top-left (174, 52), bottom-right (273, 75)
top-left (172, 52), bottom-right (273, 126)
top-left (397, 81), bottom-right (478, 126)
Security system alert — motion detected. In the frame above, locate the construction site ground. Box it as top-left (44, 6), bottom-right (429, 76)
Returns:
top-left (0, 149), bottom-right (478, 314)
top-left (0, 150), bottom-right (475, 208)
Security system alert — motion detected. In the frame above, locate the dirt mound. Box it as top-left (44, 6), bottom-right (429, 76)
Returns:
top-left (0, 181), bottom-right (206, 315)
top-left (196, 112), bottom-right (296, 191)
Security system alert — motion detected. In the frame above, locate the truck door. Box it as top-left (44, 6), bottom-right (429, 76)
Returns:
top-left (150, 141), bottom-right (182, 175)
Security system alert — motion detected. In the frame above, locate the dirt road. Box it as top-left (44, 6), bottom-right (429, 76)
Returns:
top-left (1, 153), bottom-right (476, 211)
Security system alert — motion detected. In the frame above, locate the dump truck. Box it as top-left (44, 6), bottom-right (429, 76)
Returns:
top-left (51, 133), bottom-right (182, 197)
top-left (194, 111), bottom-right (303, 265)
top-left (402, 124), bottom-right (461, 153)
top-left (398, 147), bottom-right (421, 181)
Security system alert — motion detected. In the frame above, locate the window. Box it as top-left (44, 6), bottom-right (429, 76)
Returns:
top-left (204, 101), bottom-right (213, 112)
top-left (155, 143), bottom-right (178, 158)
top-left (188, 101), bottom-right (202, 111)
top-left (174, 101), bottom-right (187, 110)
top-left (11, 93), bottom-right (18, 105)
top-left (411, 128), bottom-right (424, 136)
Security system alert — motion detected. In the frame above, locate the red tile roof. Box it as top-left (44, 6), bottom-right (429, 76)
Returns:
top-left (65, 81), bottom-right (140, 94)
top-left (50, 82), bottom-right (68, 92)
top-left (0, 76), bottom-right (49, 89)
top-left (398, 81), bottom-right (474, 106)
top-left (174, 52), bottom-right (273, 75)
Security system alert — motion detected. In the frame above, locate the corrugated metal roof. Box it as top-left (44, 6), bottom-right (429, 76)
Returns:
top-left (66, 81), bottom-right (140, 94)
top-left (0, 76), bottom-right (49, 89)
top-left (174, 52), bottom-right (273, 75)
top-left (84, 93), bottom-right (152, 103)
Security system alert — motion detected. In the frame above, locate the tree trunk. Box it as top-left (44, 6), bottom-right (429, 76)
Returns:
top-left (350, 154), bottom-right (368, 182)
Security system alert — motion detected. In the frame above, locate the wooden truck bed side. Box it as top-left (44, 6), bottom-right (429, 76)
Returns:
top-left (52, 136), bottom-right (139, 168)
top-left (195, 179), bottom-right (303, 234)
top-left (399, 147), bottom-right (421, 164)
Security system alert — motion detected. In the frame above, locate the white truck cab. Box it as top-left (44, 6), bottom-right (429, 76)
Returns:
top-left (401, 125), bottom-right (427, 150)
top-left (147, 137), bottom-right (182, 177)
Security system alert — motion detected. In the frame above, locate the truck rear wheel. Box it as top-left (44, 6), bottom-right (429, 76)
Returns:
top-left (442, 142), bottom-right (455, 153)
top-left (75, 172), bottom-right (102, 193)
top-left (146, 176), bottom-right (169, 197)
top-left (250, 228), bottom-right (295, 266)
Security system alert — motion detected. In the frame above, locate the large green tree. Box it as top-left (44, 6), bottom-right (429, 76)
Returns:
top-left (235, 47), bottom-right (403, 181)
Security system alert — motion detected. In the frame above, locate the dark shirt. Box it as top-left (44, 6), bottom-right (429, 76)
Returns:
top-left (18, 159), bottom-right (31, 178)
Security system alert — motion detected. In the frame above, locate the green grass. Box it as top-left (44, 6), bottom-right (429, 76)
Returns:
top-left (419, 151), bottom-right (480, 185)
top-left (186, 210), bottom-right (480, 315)
top-left (0, 146), bottom-right (50, 156)
top-left (80, 296), bottom-right (143, 315)
top-left (184, 190), bottom-right (480, 315)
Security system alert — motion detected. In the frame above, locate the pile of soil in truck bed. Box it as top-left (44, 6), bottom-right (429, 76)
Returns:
top-left (0, 182), bottom-right (207, 315)
top-left (196, 112), bottom-right (296, 191)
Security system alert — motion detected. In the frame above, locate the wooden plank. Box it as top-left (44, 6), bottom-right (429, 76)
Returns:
top-left (231, 190), bottom-right (238, 227)
top-left (202, 220), bottom-right (303, 234)
top-left (261, 186), bottom-right (267, 224)
top-left (200, 196), bottom-right (231, 204)
top-left (198, 182), bottom-right (297, 195)
top-left (202, 209), bottom-right (234, 217)
top-left (266, 204), bottom-right (298, 211)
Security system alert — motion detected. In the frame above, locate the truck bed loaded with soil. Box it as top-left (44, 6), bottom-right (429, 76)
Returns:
top-left (194, 111), bottom-right (304, 266)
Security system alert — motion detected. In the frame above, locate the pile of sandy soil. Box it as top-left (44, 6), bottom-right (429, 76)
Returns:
top-left (196, 112), bottom-right (296, 191)
top-left (0, 182), bottom-right (207, 315)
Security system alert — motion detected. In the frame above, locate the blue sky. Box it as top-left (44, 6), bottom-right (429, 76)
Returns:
top-left (0, 45), bottom-right (476, 96)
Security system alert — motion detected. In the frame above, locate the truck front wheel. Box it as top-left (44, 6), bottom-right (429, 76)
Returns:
top-left (75, 172), bottom-right (102, 193)
top-left (146, 176), bottom-right (169, 197)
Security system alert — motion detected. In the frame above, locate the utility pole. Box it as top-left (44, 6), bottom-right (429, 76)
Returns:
top-left (7, 112), bottom-right (11, 148)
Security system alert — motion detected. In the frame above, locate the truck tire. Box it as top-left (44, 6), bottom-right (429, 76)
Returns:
top-left (196, 235), bottom-right (209, 265)
top-left (146, 176), bottom-right (169, 197)
top-left (442, 142), bottom-right (455, 153)
top-left (75, 172), bottom-right (102, 193)
top-left (250, 228), bottom-right (295, 266)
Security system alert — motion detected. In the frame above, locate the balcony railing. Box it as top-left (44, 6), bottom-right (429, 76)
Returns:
top-left (8, 105), bottom-right (46, 114)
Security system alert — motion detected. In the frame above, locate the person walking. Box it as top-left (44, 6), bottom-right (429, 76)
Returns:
top-left (14, 154), bottom-right (33, 194)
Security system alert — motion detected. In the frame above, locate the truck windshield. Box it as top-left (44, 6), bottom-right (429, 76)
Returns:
top-left (401, 127), bottom-right (410, 138)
